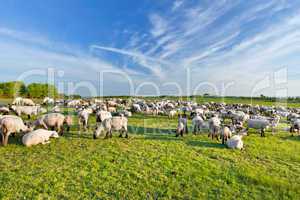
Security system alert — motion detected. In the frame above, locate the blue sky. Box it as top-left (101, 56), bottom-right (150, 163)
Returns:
top-left (1, 0), bottom-right (300, 96)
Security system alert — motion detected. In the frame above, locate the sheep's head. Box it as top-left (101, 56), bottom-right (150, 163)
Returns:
top-left (51, 131), bottom-right (59, 138)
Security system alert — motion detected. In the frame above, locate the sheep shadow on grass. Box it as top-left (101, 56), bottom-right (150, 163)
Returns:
top-left (186, 140), bottom-right (226, 149)
top-left (280, 135), bottom-right (300, 142)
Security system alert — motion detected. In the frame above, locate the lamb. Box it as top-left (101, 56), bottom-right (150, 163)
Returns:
top-left (176, 121), bottom-right (185, 137)
top-left (22, 129), bottom-right (59, 147)
top-left (226, 130), bottom-right (248, 150)
top-left (0, 115), bottom-right (31, 146)
top-left (33, 113), bottom-right (72, 135)
top-left (93, 116), bottom-right (128, 139)
top-left (247, 118), bottom-right (270, 137)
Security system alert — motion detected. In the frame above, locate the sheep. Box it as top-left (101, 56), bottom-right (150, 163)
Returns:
top-left (78, 109), bottom-right (92, 131)
top-left (0, 115), bottom-right (31, 146)
top-left (192, 115), bottom-right (205, 134)
top-left (93, 116), bottom-right (128, 139)
top-left (10, 105), bottom-right (43, 119)
top-left (247, 118), bottom-right (270, 137)
top-left (208, 116), bottom-right (221, 140)
top-left (0, 107), bottom-right (9, 115)
top-left (220, 126), bottom-right (233, 144)
top-left (290, 119), bottom-right (300, 136)
top-left (12, 97), bottom-right (35, 106)
top-left (43, 97), bottom-right (55, 105)
top-left (33, 113), bottom-right (72, 135)
top-left (175, 121), bottom-right (185, 137)
top-left (22, 129), bottom-right (59, 147)
top-left (226, 130), bottom-right (248, 150)
top-left (168, 110), bottom-right (177, 118)
top-left (96, 110), bottom-right (112, 123)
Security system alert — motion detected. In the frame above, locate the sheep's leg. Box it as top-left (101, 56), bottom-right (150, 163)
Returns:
top-left (222, 136), bottom-right (225, 144)
top-left (119, 130), bottom-right (123, 138)
top-left (3, 134), bottom-right (9, 146)
top-left (180, 130), bottom-right (183, 137)
top-left (27, 115), bottom-right (31, 119)
top-left (193, 126), bottom-right (197, 135)
top-left (1, 133), bottom-right (4, 145)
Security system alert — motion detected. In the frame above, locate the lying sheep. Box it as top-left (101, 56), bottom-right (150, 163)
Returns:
top-left (12, 97), bottom-right (35, 106)
top-left (226, 130), bottom-right (248, 150)
top-left (22, 129), bottom-right (59, 147)
top-left (247, 119), bottom-right (270, 137)
top-left (93, 116), bottom-right (128, 139)
top-left (0, 115), bottom-right (31, 146)
top-left (33, 113), bottom-right (72, 135)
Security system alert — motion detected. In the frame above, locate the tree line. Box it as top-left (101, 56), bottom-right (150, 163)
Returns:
top-left (0, 81), bottom-right (58, 98)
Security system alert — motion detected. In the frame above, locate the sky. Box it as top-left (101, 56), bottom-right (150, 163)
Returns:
top-left (0, 0), bottom-right (300, 97)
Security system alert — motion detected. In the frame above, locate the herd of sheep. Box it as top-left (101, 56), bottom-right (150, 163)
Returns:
top-left (0, 97), bottom-right (299, 150)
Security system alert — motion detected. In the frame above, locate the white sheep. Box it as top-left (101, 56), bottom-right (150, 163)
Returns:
top-left (22, 129), bottom-right (59, 147)
top-left (208, 116), bottom-right (221, 140)
top-left (0, 115), bottom-right (31, 146)
top-left (226, 130), bottom-right (248, 150)
top-left (93, 116), bottom-right (128, 139)
top-left (34, 113), bottom-right (72, 135)
top-left (96, 110), bottom-right (112, 123)
top-left (247, 119), bottom-right (270, 137)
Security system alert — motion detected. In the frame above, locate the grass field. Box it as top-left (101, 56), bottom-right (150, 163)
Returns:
top-left (0, 106), bottom-right (300, 199)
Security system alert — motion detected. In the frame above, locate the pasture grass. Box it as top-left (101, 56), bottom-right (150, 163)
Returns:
top-left (0, 111), bottom-right (300, 199)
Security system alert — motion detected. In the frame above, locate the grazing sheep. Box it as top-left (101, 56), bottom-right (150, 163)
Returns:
top-left (290, 119), bottom-right (300, 136)
top-left (22, 129), bottom-right (59, 147)
top-left (0, 115), bottom-right (31, 146)
top-left (208, 116), bottom-right (221, 140)
top-left (0, 107), bottom-right (9, 115)
top-left (93, 116), bottom-right (128, 139)
top-left (43, 97), bottom-right (55, 105)
top-left (12, 97), bottom-right (35, 106)
top-left (10, 105), bottom-right (43, 119)
top-left (226, 130), bottom-right (248, 150)
top-left (168, 110), bottom-right (177, 118)
top-left (247, 119), bottom-right (270, 137)
top-left (96, 110), bottom-right (112, 123)
top-left (34, 113), bottom-right (72, 135)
